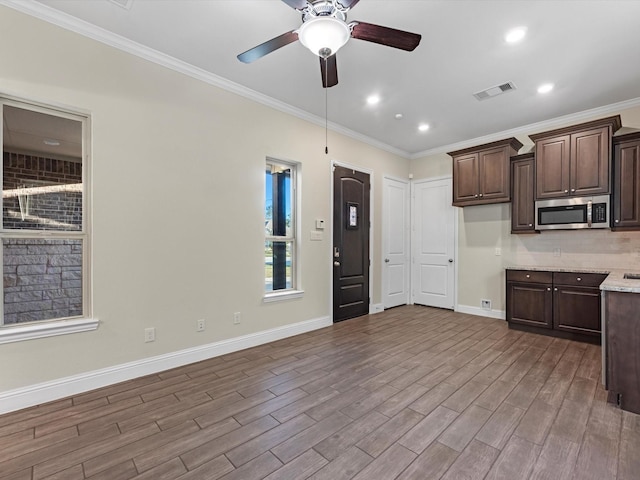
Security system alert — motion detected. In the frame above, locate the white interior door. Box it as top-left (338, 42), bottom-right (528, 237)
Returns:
top-left (382, 176), bottom-right (410, 309)
top-left (412, 177), bottom-right (456, 309)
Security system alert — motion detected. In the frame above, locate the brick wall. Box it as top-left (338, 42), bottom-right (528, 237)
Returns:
top-left (3, 152), bottom-right (84, 324)
top-left (3, 151), bottom-right (82, 231)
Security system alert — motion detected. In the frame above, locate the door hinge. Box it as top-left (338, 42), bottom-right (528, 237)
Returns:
top-left (617, 393), bottom-right (622, 407)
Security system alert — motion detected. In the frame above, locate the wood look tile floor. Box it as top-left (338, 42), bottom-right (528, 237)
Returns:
top-left (2, 305), bottom-right (639, 480)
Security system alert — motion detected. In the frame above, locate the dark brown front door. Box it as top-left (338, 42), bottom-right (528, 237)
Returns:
top-left (333, 165), bottom-right (370, 322)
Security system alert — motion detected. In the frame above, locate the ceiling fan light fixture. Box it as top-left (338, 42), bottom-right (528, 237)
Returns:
top-left (298, 17), bottom-right (350, 58)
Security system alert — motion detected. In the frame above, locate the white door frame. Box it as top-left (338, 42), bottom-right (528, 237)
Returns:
top-left (410, 175), bottom-right (459, 309)
top-left (382, 175), bottom-right (410, 309)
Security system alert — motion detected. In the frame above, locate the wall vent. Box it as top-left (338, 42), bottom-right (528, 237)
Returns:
top-left (109, 0), bottom-right (134, 9)
top-left (473, 82), bottom-right (517, 101)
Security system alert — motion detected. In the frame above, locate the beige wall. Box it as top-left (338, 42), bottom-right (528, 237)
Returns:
top-left (411, 106), bottom-right (640, 314)
top-left (0, 7), bottom-right (409, 392)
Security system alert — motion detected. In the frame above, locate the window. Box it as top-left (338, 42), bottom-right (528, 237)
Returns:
top-left (0, 97), bottom-right (94, 343)
top-left (265, 159), bottom-right (300, 299)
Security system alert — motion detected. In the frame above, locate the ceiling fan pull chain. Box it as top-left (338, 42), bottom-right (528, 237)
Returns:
top-left (325, 57), bottom-right (329, 154)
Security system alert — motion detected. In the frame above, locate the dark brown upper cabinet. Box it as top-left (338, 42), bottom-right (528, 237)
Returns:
top-left (449, 138), bottom-right (523, 207)
top-left (612, 131), bottom-right (640, 230)
top-left (530, 116), bottom-right (621, 200)
top-left (510, 153), bottom-right (536, 233)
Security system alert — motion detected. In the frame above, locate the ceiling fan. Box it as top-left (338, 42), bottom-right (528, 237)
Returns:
top-left (237, 0), bottom-right (422, 88)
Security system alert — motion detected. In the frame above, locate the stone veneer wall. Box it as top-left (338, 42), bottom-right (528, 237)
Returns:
top-left (2, 152), bottom-right (83, 324)
top-left (3, 239), bottom-right (82, 324)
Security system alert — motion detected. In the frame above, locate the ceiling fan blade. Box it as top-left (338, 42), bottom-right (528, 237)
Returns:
top-left (281, 0), bottom-right (309, 10)
top-left (237, 31), bottom-right (299, 64)
top-left (337, 0), bottom-right (360, 9)
top-left (351, 22), bottom-right (421, 51)
top-left (320, 54), bottom-right (338, 88)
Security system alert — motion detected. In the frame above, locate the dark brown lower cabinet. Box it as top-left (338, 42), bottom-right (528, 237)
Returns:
top-left (605, 291), bottom-right (640, 414)
top-left (506, 270), bottom-right (552, 328)
top-left (506, 269), bottom-right (606, 343)
top-left (553, 272), bottom-right (607, 337)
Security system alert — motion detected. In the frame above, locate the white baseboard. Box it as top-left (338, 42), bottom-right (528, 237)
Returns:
top-left (456, 304), bottom-right (506, 320)
top-left (369, 303), bottom-right (384, 314)
top-left (0, 315), bottom-right (332, 415)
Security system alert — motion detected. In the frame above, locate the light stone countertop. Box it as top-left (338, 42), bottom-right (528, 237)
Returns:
top-left (506, 266), bottom-right (640, 293)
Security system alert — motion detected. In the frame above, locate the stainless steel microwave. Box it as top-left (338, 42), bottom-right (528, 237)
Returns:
top-left (535, 195), bottom-right (610, 230)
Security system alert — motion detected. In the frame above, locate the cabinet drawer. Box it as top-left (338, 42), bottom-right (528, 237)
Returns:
top-left (506, 270), bottom-right (552, 284)
top-left (553, 272), bottom-right (607, 287)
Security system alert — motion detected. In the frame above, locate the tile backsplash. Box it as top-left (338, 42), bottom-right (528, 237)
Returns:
top-left (509, 229), bottom-right (640, 271)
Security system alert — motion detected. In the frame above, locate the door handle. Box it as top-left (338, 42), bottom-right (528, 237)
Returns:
top-left (384, 258), bottom-right (390, 263)
top-left (448, 259), bottom-right (453, 263)
top-left (334, 261), bottom-right (340, 267)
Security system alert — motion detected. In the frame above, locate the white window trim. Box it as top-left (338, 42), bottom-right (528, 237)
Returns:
top-left (0, 95), bottom-right (93, 340)
top-left (264, 157), bottom-right (302, 302)
top-left (0, 317), bottom-right (99, 344)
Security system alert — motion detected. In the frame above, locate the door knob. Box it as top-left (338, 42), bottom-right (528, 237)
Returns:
top-left (334, 261), bottom-right (340, 267)
top-left (384, 258), bottom-right (390, 263)
top-left (448, 259), bottom-right (454, 263)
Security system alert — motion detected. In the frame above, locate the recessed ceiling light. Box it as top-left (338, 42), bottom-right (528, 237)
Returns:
top-left (43, 139), bottom-right (60, 146)
top-left (538, 83), bottom-right (554, 94)
top-left (366, 94), bottom-right (380, 105)
top-left (505, 27), bottom-right (527, 43)
top-left (395, 113), bottom-right (403, 120)
top-left (418, 124), bottom-right (430, 132)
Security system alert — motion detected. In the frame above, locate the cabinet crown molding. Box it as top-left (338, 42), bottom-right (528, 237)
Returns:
top-left (529, 115), bottom-right (622, 142)
top-left (447, 137), bottom-right (523, 157)
top-left (613, 130), bottom-right (640, 144)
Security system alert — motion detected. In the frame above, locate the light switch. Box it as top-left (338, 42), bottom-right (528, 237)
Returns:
top-left (315, 219), bottom-right (325, 230)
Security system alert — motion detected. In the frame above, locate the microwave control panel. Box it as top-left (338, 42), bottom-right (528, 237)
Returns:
top-left (593, 203), bottom-right (607, 223)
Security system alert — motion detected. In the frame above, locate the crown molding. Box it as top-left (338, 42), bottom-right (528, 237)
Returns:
top-left (410, 96), bottom-right (640, 160)
top-left (0, 0), bottom-right (410, 159)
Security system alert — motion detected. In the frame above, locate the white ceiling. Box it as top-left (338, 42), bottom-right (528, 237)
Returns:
top-left (9, 0), bottom-right (640, 157)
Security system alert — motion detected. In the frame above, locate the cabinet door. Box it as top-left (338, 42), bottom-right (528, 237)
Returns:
top-left (453, 153), bottom-right (478, 205)
top-left (479, 146), bottom-right (510, 202)
top-left (507, 282), bottom-right (553, 328)
top-left (613, 139), bottom-right (640, 228)
top-left (553, 285), bottom-right (601, 336)
top-left (571, 126), bottom-right (610, 196)
top-left (511, 158), bottom-right (535, 232)
top-left (536, 135), bottom-right (571, 199)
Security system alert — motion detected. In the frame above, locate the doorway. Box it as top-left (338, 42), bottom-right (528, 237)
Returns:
top-left (333, 165), bottom-right (370, 322)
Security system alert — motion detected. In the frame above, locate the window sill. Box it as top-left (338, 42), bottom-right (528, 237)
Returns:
top-left (0, 317), bottom-right (99, 345)
top-left (263, 290), bottom-right (305, 303)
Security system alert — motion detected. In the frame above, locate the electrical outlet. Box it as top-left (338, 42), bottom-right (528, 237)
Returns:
top-left (196, 319), bottom-right (205, 332)
top-left (233, 312), bottom-right (241, 325)
top-left (481, 299), bottom-right (491, 310)
top-left (144, 327), bottom-right (155, 343)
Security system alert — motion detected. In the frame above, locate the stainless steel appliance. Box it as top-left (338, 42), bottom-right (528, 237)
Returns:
top-left (535, 194), bottom-right (610, 230)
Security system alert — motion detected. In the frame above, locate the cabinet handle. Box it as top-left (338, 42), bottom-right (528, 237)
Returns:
top-left (474, 194), bottom-right (479, 198)
top-left (479, 193), bottom-right (483, 197)
top-left (547, 287), bottom-right (551, 291)
top-left (526, 274), bottom-right (530, 278)
top-left (554, 287), bottom-right (558, 291)
top-left (564, 189), bottom-right (569, 194)
top-left (571, 188), bottom-right (576, 192)
top-left (577, 277), bottom-right (582, 282)
top-left (615, 219), bottom-right (620, 223)
top-left (528, 224), bottom-right (533, 227)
